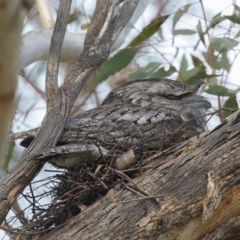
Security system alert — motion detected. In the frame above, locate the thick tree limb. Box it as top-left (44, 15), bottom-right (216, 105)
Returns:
top-left (0, 0), bottom-right (139, 225)
top-left (19, 0), bottom-right (150, 70)
top-left (29, 109), bottom-right (240, 240)
top-left (20, 30), bottom-right (85, 70)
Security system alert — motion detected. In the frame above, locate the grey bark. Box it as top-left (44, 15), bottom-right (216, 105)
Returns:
top-left (0, 0), bottom-right (139, 225)
top-left (32, 109), bottom-right (240, 240)
top-left (2, 1), bottom-right (240, 239)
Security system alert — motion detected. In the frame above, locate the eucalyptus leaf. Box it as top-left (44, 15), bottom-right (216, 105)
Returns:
top-left (210, 37), bottom-right (238, 51)
top-left (129, 62), bottom-right (161, 81)
top-left (177, 55), bottom-right (188, 82)
top-left (196, 20), bottom-right (205, 46)
top-left (172, 4), bottom-right (192, 29)
top-left (150, 65), bottom-right (177, 78)
top-left (210, 13), bottom-right (226, 28)
top-left (223, 96), bottom-right (238, 118)
top-left (129, 15), bottom-right (169, 47)
top-left (172, 29), bottom-right (196, 36)
top-left (224, 14), bottom-right (240, 24)
top-left (206, 85), bottom-right (237, 97)
top-left (92, 48), bottom-right (137, 88)
top-left (216, 52), bottom-right (230, 71)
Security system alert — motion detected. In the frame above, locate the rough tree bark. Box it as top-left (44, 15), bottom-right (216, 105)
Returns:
top-left (0, 0), bottom-right (139, 226)
top-left (1, 1), bottom-right (240, 239)
top-left (19, 0), bottom-right (150, 70)
top-left (35, 109), bottom-right (240, 240)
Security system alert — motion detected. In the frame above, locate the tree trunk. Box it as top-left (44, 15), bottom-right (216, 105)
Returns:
top-left (0, 1), bottom-right (25, 174)
top-left (26, 109), bottom-right (240, 240)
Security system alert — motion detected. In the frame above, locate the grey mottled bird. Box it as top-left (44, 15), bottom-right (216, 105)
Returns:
top-left (20, 78), bottom-right (211, 168)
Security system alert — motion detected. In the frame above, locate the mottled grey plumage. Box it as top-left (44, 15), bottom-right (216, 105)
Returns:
top-left (20, 78), bottom-right (211, 168)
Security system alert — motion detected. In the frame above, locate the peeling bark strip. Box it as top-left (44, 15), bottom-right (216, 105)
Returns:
top-left (202, 171), bottom-right (221, 222)
top-left (3, 0), bottom-right (240, 238)
top-left (31, 110), bottom-right (240, 240)
top-left (0, 0), bottom-right (139, 225)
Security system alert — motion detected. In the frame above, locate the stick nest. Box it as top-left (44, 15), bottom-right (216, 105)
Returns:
top-left (9, 145), bottom-right (157, 236)
top-left (8, 128), bottom-right (197, 237)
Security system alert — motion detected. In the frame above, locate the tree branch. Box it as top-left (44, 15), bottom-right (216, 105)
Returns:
top-left (19, 0), bottom-right (150, 70)
top-left (33, 110), bottom-right (240, 240)
top-left (0, 0), bottom-right (139, 225)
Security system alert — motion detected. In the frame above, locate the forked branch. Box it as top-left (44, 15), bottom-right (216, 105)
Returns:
top-left (0, 0), bottom-right (139, 224)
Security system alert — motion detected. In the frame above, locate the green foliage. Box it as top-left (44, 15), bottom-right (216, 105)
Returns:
top-left (196, 20), bottom-right (205, 46)
top-left (129, 15), bottom-right (169, 47)
top-left (224, 13), bottom-right (240, 24)
top-left (172, 4), bottom-right (192, 29)
top-left (91, 2), bottom-right (240, 122)
top-left (223, 96), bottom-right (238, 118)
top-left (209, 13), bottom-right (226, 28)
top-left (172, 29), bottom-right (196, 36)
top-left (128, 62), bottom-right (161, 80)
top-left (206, 85), bottom-right (238, 97)
top-left (129, 63), bottom-right (176, 81)
top-left (216, 52), bottom-right (230, 72)
top-left (92, 48), bottom-right (137, 88)
top-left (151, 66), bottom-right (177, 78)
top-left (68, 10), bottom-right (81, 24)
top-left (209, 38), bottom-right (238, 51)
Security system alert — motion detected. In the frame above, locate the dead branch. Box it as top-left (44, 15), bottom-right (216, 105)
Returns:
top-left (27, 109), bottom-right (240, 240)
top-left (0, 0), bottom-right (139, 224)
